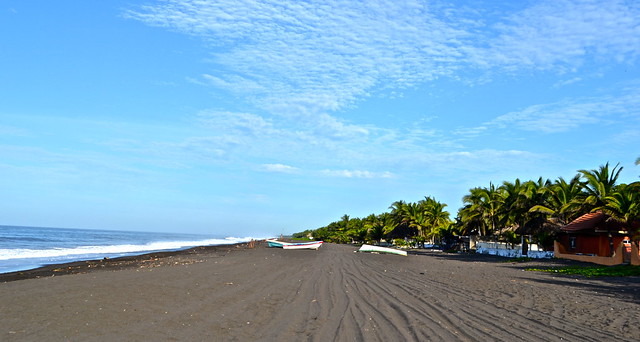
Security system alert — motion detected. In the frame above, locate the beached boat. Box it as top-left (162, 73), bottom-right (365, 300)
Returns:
top-left (266, 239), bottom-right (323, 249)
top-left (282, 241), bottom-right (323, 250)
top-left (358, 244), bottom-right (407, 256)
top-left (266, 239), bottom-right (288, 248)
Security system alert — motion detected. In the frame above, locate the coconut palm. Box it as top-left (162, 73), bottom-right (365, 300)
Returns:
top-left (389, 200), bottom-right (409, 225)
top-left (405, 202), bottom-right (428, 237)
top-left (577, 162), bottom-right (623, 212)
top-left (437, 222), bottom-right (461, 249)
top-left (421, 196), bottom-right (451, 239)
top-left (529, 175), bottom-right (585, 228)
top-left (601, 182), bottom-right (640, 234)
top-left (460, 183), bottom-right (503, 236)
top-left (511, 178), bottom-right (551, 232)
top-left (500, 179), bottom-right (525, 229)
top-left (364, 213), bottom-right (396, 244)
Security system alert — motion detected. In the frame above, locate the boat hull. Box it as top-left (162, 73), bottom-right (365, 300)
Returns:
top-left (267, 239), bottom-right (323, 249)
top-left (359, 244), bottom-right (407, 256)
top-left (266, 239), bottom-right (286, 248)
top-left (282, 242), bottom-right (323, 250)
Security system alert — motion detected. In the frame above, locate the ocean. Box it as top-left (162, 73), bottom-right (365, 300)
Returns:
top-left (0, 225), bottom-right (256, 274)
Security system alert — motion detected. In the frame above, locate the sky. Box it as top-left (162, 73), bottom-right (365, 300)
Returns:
top-left (1, 0), bottom-right (639, 236)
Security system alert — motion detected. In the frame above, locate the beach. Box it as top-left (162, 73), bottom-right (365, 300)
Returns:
top-left (1, 242), bottom-right (638, 341)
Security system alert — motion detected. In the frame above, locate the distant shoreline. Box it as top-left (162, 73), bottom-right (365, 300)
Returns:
top-left (0, 242), bottom-right (256, 282)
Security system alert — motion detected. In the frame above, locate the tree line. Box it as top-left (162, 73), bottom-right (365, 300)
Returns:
top-left (294, 162), bottom-right (640, 249)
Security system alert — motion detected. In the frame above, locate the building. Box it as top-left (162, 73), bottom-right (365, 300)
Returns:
top-left (554, 212), bottom-right (640, 265)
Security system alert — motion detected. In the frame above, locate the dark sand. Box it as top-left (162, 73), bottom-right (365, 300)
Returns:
top-left (1, 242), bottom-right (639, 341)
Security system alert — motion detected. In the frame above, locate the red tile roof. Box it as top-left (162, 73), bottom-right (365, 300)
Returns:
top-left (562, 212), bottom-right (606, 232)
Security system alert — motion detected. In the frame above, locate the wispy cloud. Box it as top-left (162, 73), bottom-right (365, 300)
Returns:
top-left (126, 0), bottom-right (640, 118)
top-left (122, 0), bottom-right (640, 181)
top-left (124, 0), bottom-right (472, 116)
top-left (261, 163), bottom-right (299, 174)
top-left (449, 81), bottom-right (640, 137)
top-left (452, 126), bottom-right (487, 137)
top-left (321, 169), bottom-right (394, 179)
top-left (482, 0), bottom-right (640, 72)
top-left (553, 77), bottom-right (583, 88)
top-left (488, 85), bottom-right (640, 133)
top-left (197, 110), bottom-right (277, 137)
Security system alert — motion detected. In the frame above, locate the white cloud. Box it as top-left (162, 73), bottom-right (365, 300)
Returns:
top-left (124, 0), bottom-right (471, 116)
top-left (553, 77), bottom-right (583, 88)
top-left (321, 169), bottom-right (393, 179)
top-left (482, 0), bottom-right (640, 72)
top-left (122, 0), bottom-right (640, 178)
top-left (125, 0), bottom-right (640, 125)
top-left (261, 163), bottom-right (299, 174)
top-left (452, 126), bottom-right (487, 137)
top-left (488, 85), bottom-right (640, 133)
top-left (197, 110), bottom-right (276, 136)
top-left (179, 136), bottom-right (242, 159)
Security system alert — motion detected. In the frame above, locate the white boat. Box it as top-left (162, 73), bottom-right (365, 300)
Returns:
top-left (282, 241), bottom-right (324, 250)
top-left (266, 239), bottom-right (288, 248)
top-left (267, 239), bottom-right (324, 250)
top-left (358, 244), bottom-right (407, 256)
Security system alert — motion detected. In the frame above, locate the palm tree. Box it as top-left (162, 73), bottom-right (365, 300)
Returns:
top-left (389, 200), bottom-right (409, 226)
top-left (421, 196), bottom-right (451, 239)
top-left (517, 178), bottom-right (551, 233)
top-left (530, 175), bottom-right (584, 225)
top-left (601, 182), bottom-right (640, 235)
top-left (500, 179), bottom-right (525, 229)
top-left (364, 213), bottom-right (395, 244)
top-left (405, 202), bottom-right (427, 238)
top-left (460, 183), bottom-right (503, 236)
top-left (577, 162), bottom-right (623, 212)
top-left (437, 222), bottom-right (461, 249)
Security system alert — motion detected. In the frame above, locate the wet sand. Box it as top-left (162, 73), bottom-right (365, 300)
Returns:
top-left (1, 242), bottom-right (639, 341)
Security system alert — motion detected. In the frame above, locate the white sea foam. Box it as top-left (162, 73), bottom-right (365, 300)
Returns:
top-left (0, 237), bottom-right (254, 261)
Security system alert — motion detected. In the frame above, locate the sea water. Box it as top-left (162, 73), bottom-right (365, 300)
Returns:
top-left (0, 225), bottom-right (254, 274)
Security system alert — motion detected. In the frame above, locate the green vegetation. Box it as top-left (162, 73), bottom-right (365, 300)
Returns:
top-left (526, 265), bottom-right (640, 277)
top-left (296, 162), bottom-right (640, 249)
top-left (291, 230), bottom-right (313, 240)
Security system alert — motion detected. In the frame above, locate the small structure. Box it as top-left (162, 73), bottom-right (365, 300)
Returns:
top-left (554, 212), bottom-right (640, 265)
top-left (475, 240), bottom-right (553, 259)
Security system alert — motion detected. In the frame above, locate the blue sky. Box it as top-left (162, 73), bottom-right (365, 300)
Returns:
top-left (1, 0), bottom-right (639, 236)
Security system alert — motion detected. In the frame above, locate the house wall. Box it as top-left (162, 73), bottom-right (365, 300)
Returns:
top-left (554, 241), bottom-right (624, 266)
top-left (556, 234), bottom-right (628, 257)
